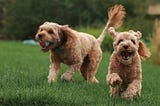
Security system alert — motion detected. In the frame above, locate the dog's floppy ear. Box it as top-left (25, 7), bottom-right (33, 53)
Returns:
top-left (130, 30), bottom-right (151, 59)
top-left (108, 27), bottom-right (117, 39)
top-left (57, 25), bottom-right (69, 39)
top-left (58, 25), bottom-right (77, 46)
top-left (138, 40), bottom-right (151, 59)
top-left (58, 25), bottom-right (69, 32)
top-left (59, 25), bottom-right (76, 38)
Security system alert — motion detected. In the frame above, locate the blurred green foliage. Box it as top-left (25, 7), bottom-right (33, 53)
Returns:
top-left (150, 19), bottom-right (160, 64)
top-left (0, 0), bottom-right (155, 51)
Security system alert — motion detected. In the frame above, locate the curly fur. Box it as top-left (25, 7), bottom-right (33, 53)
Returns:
top-left (35, 4), bottom-right (125, 83)
top-left (106, 27), bottom-right (150, 99)
top-left (36, 23), bottom-right (101, 83)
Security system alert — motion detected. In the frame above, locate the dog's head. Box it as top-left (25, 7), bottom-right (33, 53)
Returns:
top-left (109, 27), bottom-right (150, 65)
top-left (35, 22), bottom-right (69, 52)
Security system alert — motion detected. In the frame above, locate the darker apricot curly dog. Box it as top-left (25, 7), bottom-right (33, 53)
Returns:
top-left (107, 27), bottom-right (150, 99)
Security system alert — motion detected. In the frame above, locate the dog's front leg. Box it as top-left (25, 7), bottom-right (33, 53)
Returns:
top-left (61, 62), bottom-right (82, 81)
top-left (122, 79), bottom-right (141, 99)
top-left (107, 73), bottom-right (122, 97)
top-left (107, 73), bottom-right (122, 87)
top-left (48, 61), bottom-right (60, 83)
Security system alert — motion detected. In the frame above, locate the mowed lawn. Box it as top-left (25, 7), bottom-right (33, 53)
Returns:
top-left (0, 41), bottom-right (160, 106)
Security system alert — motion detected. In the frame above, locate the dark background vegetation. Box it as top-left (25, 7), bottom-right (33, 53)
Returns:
top-left (0, 0), bottom-right (156, 51)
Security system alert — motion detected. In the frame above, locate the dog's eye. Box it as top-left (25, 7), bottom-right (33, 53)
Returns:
top-left (131, 39), bottom-right (136, 44)
top-left (40, 29), bottom-right (43, 32)
top-left (117, 39), bottom-right (123, 44)
top-left (48, 30), bottom-right (53, 34)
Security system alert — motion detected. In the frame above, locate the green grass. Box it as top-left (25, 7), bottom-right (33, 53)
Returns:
top-left (0, 41), bottom-right (160, 106)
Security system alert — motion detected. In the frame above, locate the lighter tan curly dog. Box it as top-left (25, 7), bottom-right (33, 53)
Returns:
top-left (106, 27), bottom-right (150, 99)
top-left (35, 5), bottom-right (125, 83)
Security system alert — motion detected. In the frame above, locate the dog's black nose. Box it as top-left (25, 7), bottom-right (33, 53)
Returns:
top-left (123, 45), bottom-right (128, 49)
top-left (38, 34), bottom-right (42, 39)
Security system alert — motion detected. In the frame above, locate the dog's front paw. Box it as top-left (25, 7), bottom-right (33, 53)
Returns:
top-left (107, 73), bottom-right (122, 87)
top-left (48, 76), bottom-right (57, 83)
top-left (61, 73), bottom-right (74, 82)
top-left (110, 76), bottom-right (122, 87)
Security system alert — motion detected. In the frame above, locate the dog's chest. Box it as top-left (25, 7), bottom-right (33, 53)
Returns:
top-left (54, 48), bottom-right (65, 55)
top-left (119, 66), bottom-right (136, 83)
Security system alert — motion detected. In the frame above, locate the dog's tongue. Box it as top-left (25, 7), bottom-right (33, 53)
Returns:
top-left (39, 41), bottom-right (46, 48)
top-left (125, 52), bottom-right (129, 56)
top-left (121, 51), bottom-right (130, 60)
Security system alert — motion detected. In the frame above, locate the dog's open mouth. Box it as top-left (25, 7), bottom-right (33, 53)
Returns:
top-left (121, 51), bottom-right (134, 60)
top-left (39, 41), bottom-right (52, 50)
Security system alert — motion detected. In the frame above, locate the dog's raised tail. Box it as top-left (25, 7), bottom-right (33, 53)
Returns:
top-left (97, 4), bottom-right (126, 44)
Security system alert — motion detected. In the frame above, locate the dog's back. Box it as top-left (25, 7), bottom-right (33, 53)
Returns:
top-left (78, 32), bottom-right (101, 52)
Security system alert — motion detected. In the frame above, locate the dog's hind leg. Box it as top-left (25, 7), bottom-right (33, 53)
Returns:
top-left (80, 49), bottom-right (102, 83)
top-left (61, 62), bottom-right (82, 82)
